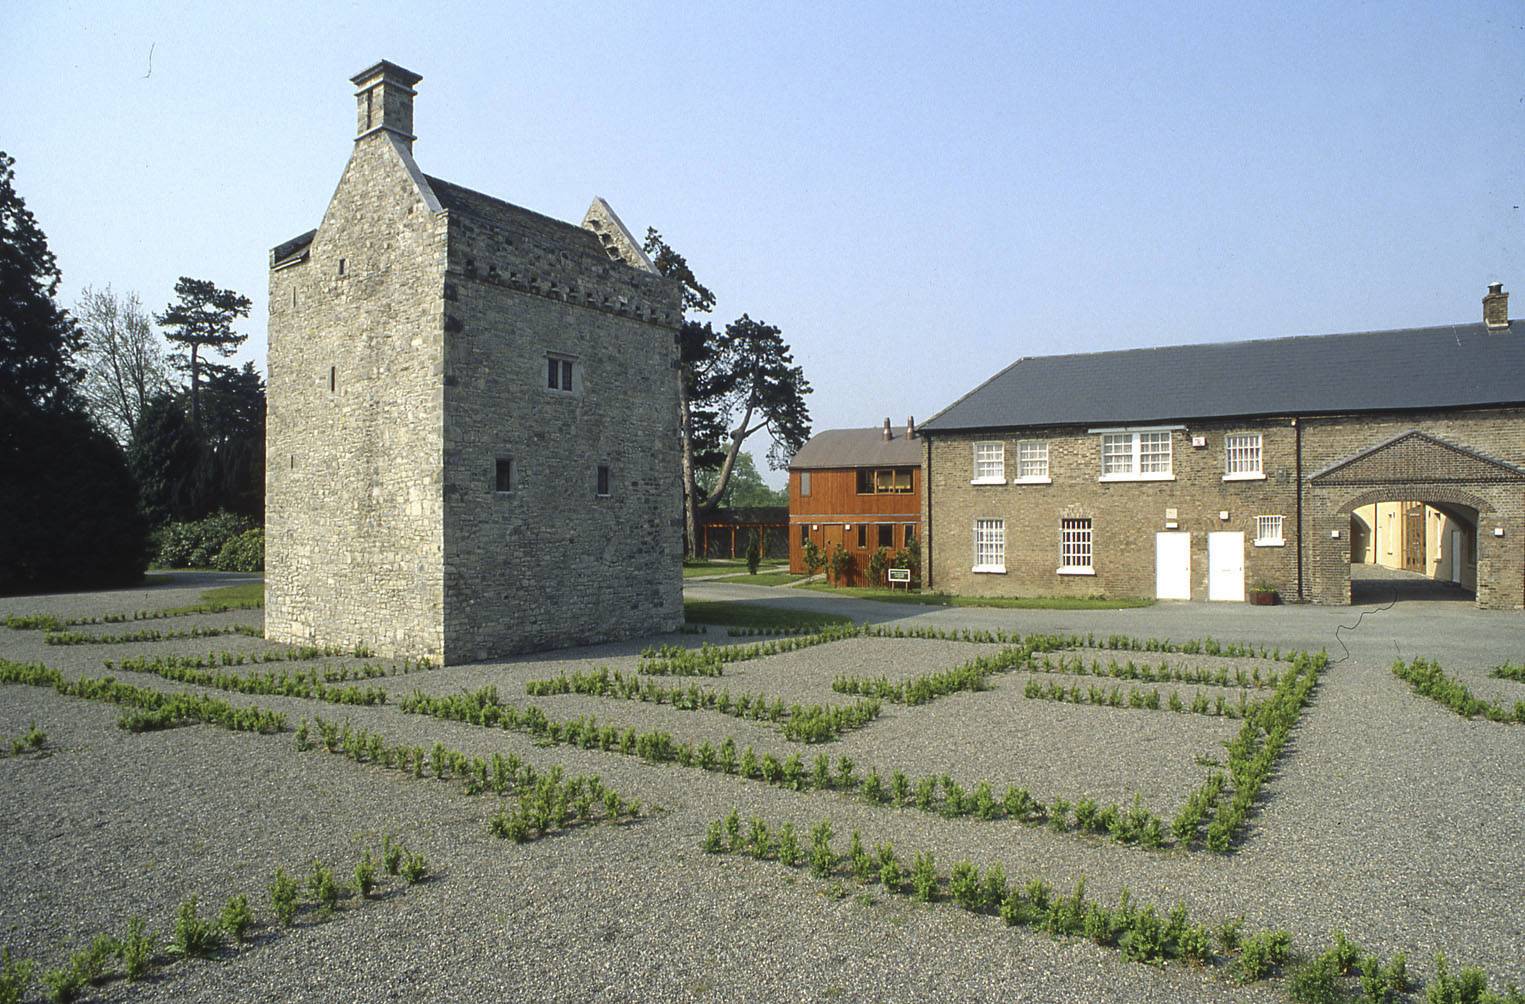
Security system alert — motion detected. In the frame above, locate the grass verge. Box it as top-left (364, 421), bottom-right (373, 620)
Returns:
top-left (682, 600), bottom-right (851, 630)
top-left (200, 582), bottom-right (263, 606)
top-left (798, 584), bottom-right (1153, 609)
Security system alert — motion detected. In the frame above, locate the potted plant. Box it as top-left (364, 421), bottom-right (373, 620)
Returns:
top-left (1248, 580), bottom-right (1279, 605)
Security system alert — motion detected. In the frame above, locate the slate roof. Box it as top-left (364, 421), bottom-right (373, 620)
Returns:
top-left (920, 321), bottom-right (1523, 433)
top-left (790, 428), bottom-right (924, 470)
top-left (270, 229), bottom-right (316, 268)
top-left (422, 175), bottom-right (611, 259)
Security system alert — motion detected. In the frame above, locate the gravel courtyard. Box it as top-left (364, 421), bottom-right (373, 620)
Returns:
top-left (1, 573), bottom-right (1521, 1003)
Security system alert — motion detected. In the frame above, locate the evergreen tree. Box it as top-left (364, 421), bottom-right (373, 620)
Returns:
top-left (0, 151), bottom-right (83, 412)
top-left (130, 393), bottom-right (210, 524)
top-left (155, 277), bottom-right (250, 429)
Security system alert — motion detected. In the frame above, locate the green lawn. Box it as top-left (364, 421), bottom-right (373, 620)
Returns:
top-left (683, 559), bottom-right (788, 579)
top-left (798, 584), bottom-right (1153, 610)
top-left (200, 582), bottom-right (264, 606)
top-left (682, 599), bottom-right (851, 630)
top-left (714, 571), bottom-right (807, 587)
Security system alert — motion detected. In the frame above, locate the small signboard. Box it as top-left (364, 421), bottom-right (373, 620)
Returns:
top-left (887, 567), bottom-right (912, 589)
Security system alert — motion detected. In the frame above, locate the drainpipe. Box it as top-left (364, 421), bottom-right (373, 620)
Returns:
top-left (1294, 417), bottom-right (1304, 601)
top-left (925, 438), bottom-right (934, 590)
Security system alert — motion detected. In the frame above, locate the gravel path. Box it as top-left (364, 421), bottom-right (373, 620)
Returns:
top-left (1, 573), bottom-right (1522, 1002)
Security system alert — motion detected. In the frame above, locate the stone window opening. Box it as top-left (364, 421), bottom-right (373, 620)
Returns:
top-left (596, 464), bottom-right (611, 497)
top-left (329, 366), bottom-right (335, 393)
top-left (338, 258), bottom-right (346, 276)
top-left (547, 355), bottom-right (576, 393)
top-left (495, 458), bottom-right (513, 494)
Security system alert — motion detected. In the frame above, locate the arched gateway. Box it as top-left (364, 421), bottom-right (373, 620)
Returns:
top-left (1307, 432), bottom-right (1524, 609)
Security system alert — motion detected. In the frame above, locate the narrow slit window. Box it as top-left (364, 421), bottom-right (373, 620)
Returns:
top-left (596, 464), bottom-right (610, 497)
top-left (329, 366), bottom-right (335, 393)
top-left (495, 458), bottom-right (513, 493)
top-left (338, 258), bottom-right (346, 276)
top-left (856, 524), bottom-right (867, 548)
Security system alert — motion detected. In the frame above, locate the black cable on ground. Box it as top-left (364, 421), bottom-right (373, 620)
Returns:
top-left (1330, 588), bottom-right (1399, 665)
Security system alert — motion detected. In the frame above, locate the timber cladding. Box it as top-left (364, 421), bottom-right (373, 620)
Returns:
top-left (788, 467), bottom-right (921, 579)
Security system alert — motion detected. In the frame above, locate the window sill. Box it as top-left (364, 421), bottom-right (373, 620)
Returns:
top-left (1056, 566), bottom-right (1096, 576)
top-left (971, 565), bottom-right (1007, 574)
top-left (969, 477), bottom-right (1006, 486)
top-left (1012, 476), bottom-right (1052, 485)
top-left (1253, 539), bottom-right (1285, 548)
top-left (1098, 473), bottom-right (1174, 483)
top-left (1223, 472), bottom-right (1266, 482)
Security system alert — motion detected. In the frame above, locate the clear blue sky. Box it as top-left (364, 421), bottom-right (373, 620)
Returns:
top-left (5, 2), bottom-right (1521, 488)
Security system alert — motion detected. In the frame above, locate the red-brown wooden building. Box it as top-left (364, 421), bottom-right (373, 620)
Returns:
top-left (788, 419), bottom-right (922, 584)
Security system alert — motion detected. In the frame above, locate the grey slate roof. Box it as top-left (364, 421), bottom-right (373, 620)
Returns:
top-left (270, 229), bottom-right (316, 268)
top-left (920, 321), bottom-right (1523, 433)
top-left (423, 175), bottom-right (610, 258)
top-left (790, 428), bottom-right (924, 470)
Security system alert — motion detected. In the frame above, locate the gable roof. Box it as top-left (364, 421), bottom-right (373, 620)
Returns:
top-left (1310, 430), bottom-right (1525, 486)
top-left (790, 428), bottom-right (923, 470)
top-left (920, 321), bottom-right (1523, 433)
top-left (424, 175), bottom-right (613, 259)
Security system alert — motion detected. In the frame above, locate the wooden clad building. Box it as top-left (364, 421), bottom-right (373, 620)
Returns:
top-left (788, 418), bottom-right (922, 583)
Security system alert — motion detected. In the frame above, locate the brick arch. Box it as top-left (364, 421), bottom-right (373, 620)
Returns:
top-left (1329, 485), bottom-right (1497, 519)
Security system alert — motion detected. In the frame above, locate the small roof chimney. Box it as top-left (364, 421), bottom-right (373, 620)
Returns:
top-left (1483, 282), bottom-right (1509, 331)
top-left (906, 416), bottom-right (916, 439)
top-left (351, 61), bottom-right (422, 150)
top-left (882, 417), bottom-right (892, 441)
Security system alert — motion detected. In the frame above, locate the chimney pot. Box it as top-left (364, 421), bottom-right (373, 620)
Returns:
top-left (906, 416), bottom-right (915, 439)
top-left (351, 60), bottom-right (422, 149)
top-left (882, 417), bottom-right (892, 441)
top-left (1483, 282), bottom-right (1509, 331)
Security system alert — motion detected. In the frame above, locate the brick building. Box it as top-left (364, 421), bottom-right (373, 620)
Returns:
top-left (265, 61), bottom-right (684, 663)
top-left (918, 285), bottom-right (1523, 609)
top-left (789, 419), bottom-right (922, 584)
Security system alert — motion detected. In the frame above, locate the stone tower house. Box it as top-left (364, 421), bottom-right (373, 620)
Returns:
top-left (266, 61), bottom-right (684, 663)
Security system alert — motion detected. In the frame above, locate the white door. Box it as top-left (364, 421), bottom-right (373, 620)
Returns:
top-left (1450, 530), bottom-right (1463, 584)
top-left (1155, 532), bottom-right (1191, 600)
top-left (1208, 532), bottom-right (1245, 602)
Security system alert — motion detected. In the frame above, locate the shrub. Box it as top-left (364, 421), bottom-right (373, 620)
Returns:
top-left (0, 401), bottom-right (150, 594)
top-left (1288, 955), bottom-right (1343, 1004)
top-left (118, 916), bottom-right (155, 979)
top-left (170, 896), bottom-right (220, 959)
top-left (745, 533), bottom-right (762, 575)
top-left (0, 948), bottom-right (33, 1004)
top-left (41, 964), bottom-right (83, 1003)
top-left (269, 868), bottom-right (299, 926)
top-left (212, 528), bottom-right (264, 572)
top-left (354, 850), bottom-right (377, 898)
top-left (910, 851), bottom-right (938, 902)
top-left (220, 894), bottom-right (254, 944)
top-left (1236, 928), bottom-right (1291, 982)
top-left (400, 851), bottom-right (429, 885)
top-left (152, 510), bottom-right (253, 569)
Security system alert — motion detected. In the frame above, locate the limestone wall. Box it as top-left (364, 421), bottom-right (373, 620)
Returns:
top-left (265, 133), bottom-right (449, 658)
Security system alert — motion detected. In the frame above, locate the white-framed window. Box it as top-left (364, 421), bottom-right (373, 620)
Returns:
top-left (1015, 440), bottom-right (1050, 483)
top-left (1255, 514), bottom-right (1284, 546)
top-left (1225, 433), bottom-right (1264, 480)
top-left (1097, 430), bottom-right (1174, 481)
top-left (972, 441), bottom-right (1005, 484)
top-left (973, 518), bottom-right (1005, 573)
top-left (1059, 518), bottom-right (1094, 574)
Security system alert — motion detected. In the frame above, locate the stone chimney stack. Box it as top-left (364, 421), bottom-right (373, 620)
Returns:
top-left (1483, 282), bottom-right (1509, 330)
top-left (882, 418), bottom-right (892, 441)
top-left (906, 416), bottom-right (916, 439)
top-left (351, 61), bottom-right (422, 150)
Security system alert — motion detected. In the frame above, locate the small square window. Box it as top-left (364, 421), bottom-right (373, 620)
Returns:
top-left (596, 464), bottom-right (611, 497)
top-left (495, 458), bottom-right (513, 493)
top-left (1255, 514), bottom-right (1284, 546)
top-left (877, 524), bottom-right (893, 548)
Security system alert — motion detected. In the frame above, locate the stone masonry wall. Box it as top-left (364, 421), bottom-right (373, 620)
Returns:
top-left (439, 216), bottom-right (684, 661)
top-left (926, 420), bottom-right (1299, 601)
top-left (266, 133), bottom-right (449, 659)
